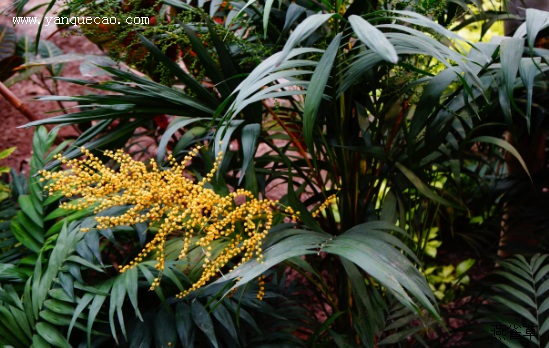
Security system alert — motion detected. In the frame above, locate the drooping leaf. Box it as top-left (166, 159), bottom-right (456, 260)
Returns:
top-left (395, 162), bottom-right (461, 209)
top-left (239, 123), bottom-right (260, 185)
top-left (176, 302), bottom-right (195, 347)
top-left (283, 3), bottom-right (306, 32)
top-left (469, 136), bottom-right (530, 178)
top-left (348, 15), bottom-right (398, 64)
top-left (155, 307), bottom-right (177, 348)
top-left (277, 13), bottom-right (334, 65)
top-left (191, 301), bottom-right (218, 348)
top-left (498, 38), bottom-right (524, 126)
top-left (35, 322), bottom-right (71, 348)
top-left (524, 8), bottom-right (549, 51)
top-left (303, 33), bottom-right (341, 152)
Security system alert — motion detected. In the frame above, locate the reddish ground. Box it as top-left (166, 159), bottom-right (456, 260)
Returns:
top-left (1, 2), bottom-right (103, 173)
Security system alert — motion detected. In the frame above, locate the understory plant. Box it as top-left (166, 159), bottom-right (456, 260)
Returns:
top-left (2, 0), bottom-right (549, 346)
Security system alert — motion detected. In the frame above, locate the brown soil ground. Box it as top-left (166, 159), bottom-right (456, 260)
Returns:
top-left (1, 0), bottom-right (103, 173)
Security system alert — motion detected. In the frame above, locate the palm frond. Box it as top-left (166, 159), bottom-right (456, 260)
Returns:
top-left (477, 254), bottom-right (549, 347)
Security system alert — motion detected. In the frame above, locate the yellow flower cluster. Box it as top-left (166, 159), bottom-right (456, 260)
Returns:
top-left (257, 275), bottom-right (266, 300)
top-left (40, 146), bottom-right (277, 298)
top-left (311, 192), bottom-right (338, 218)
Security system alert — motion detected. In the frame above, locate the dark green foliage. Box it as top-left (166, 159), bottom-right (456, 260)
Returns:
top-left (3, 0), bottom-right (549, 346)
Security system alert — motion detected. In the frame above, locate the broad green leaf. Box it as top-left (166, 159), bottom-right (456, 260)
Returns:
top-left (391, 10), bottom-right (472, 46)
top-left (455, 259), bottom-right (475, 277)
top-left (24, 279), bottom-right (35, 328)
top-left (191, 301), bottom-right (218, 348)
top-left (68, 293), bottom-right (93, 338)
top-left (349, 15), bottom-right (398, 64)
top-left (209, 0), bottom-right (223, 17)
top-left (228, 47), bottom-right (320, 117)
top-left (323, 233), bottom-right (438, 320)
top-left (39, 309), bottom-right (73, 326)
top-left (341, 259), bottom-right (384, 346)
top-left (160, 266), bottom-right (186, 293)
top-left (66, 255), bottom-right (104, 273)
top-left (518, 57), bottom-right (542, 128)
top-left (224, 0), bottom-right (256, 29)
top-left (214, 119), bottom-right (243, 173)
top-left (57, 272), bottom-right (75, 302)
top-left (15, 35), bottom-right (35, 64)
top-left (284, 3), bottom-right (306, 32)
top-left (277, 13), bottom-right (334, 65)
top-left (212, 303), bottom-right (239, 343)
top-left (380, 190), bottom-right (397, 223)
top-left (18, 195), bottom-right (42, 228)
top-left (86, 280), bottom-right (113, 347)
top-left (498, 38), bottom-right (524, 126)
top-left (129, 319), bottom-right (153, 347)
top-left (31, 333), bottom-right (51, 348)
top-left (33, 0), bottom-right (56, 52)
top-left (124, 267), bottom-right (142, 321)
top-left (303, 33), bottom-right (341, 152)
top-left (109, 276), bottom-right (127, 343)
top-left (537, 297), bottom-right (549, 315)
top-left (8, 305), bottom-right (32, 341)
top-left (35, 322), bottom-right (71, 348)
top-left (0, 306), bottom-right (28, 344)
top-left (155, 307), bottom-right (177, 348)
top-left (43, 299), bottom-right (76, 316)
top-left (0, 285), bottom-right (23, 310)
top-left (0, 146), bottom-right (16, 160)
top-left (534, 264), bottom-right (549, 283)
top-left (525, 9), bottom-right (549, 51)
top-left (203, 13), bottom-right (240, 90)
top-left (215, 229), bottom-right (327, 294)
top-left (239, 123), bottom-right (260, 185)
top-left (10, 220), bottom-right (42, 253)
top-left (176, 303), bottom-right (195, 347)
top-left (531, 254), bottom-right (548, 273)
top-left (262, 0), bottom-right (277, 38)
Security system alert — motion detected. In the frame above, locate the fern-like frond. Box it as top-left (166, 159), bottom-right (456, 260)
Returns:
top-left (481, 254), bottom-right (549, 347)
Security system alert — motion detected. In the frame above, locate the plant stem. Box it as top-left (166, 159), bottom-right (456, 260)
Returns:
top-left (0, 81), bottom-right (39, 122)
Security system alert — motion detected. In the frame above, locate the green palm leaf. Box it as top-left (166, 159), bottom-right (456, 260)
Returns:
top-left (482, 254), bottom-right (549, 347)
top-left (208, 222), bottom-right (440, 339)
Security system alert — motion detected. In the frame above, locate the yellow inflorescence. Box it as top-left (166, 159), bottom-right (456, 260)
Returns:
top-left (311, 192), bottom-right (338, 218)
top-left (257, 275), bottom-right (266, 300)
top-left (40, 146), bottom-right (278, 298)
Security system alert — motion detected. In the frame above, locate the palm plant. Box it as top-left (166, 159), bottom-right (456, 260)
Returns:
top-left (0, 127), bottom-right (314, 347)
top-left (455, 254), bottom-right (549, 348)
top-left (12, 0), bottom-right (549, 346)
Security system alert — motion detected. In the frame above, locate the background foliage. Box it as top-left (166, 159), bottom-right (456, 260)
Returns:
top-left (1, 0), bottom-right (549, 346)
